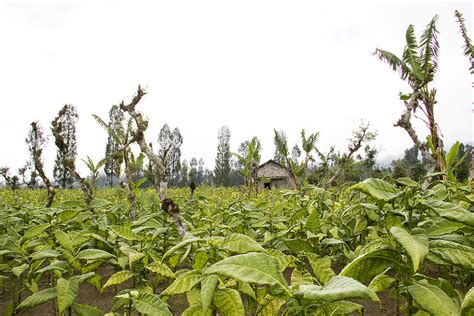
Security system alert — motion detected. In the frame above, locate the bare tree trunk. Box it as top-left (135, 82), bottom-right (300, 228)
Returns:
top-left (395, 92), bottom-right (438, 188)
top-left (161, 198), bottom-right (187, 237)
top-left (51, 119), bottom-right (94, 209)
top-left (119, 86), bottom-right (168, 200)
top-left (123, 147), bottom-right (138, 221)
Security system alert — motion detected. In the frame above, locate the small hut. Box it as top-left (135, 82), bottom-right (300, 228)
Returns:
top-left (256, 160), bottom-right (296, 190)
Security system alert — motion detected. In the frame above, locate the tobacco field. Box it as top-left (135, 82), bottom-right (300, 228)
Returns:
top-left (0, 178), bottom-right (473, 315)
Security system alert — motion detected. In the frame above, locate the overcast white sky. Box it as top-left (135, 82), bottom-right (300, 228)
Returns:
top-left (0, 1), bottom-right (472, 176)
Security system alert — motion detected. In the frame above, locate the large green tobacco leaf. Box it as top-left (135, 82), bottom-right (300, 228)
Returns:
top-left (101, 270), bottom-right (134, 292)
top-left (429, 240), bottom-right (474, 270)
top-left (461, 287), bottom-right (474, 316)
top-left (298, 276), bottom-right (379, 303)
top-left (425, 219), bottom-right (464, 237)
top-left (162, 270), bottom-right (203, 296)
top-left (57, 277), bottom-right (79, 314)
top-left (256, 294), bottom-right (286, 316)
top-left (31, 249), bottom-right (59, 261)
top-left (423, 200), bottom-right (474, 227)
top-left (76, 249), bottom-right (115, 260)
top-left (284, 239), bottom-right (315, 254)
top-left (408, 280), bottom-right (459, 316)
top-left (201, 274), bottom-right (219, 313)
top-left (182, 304), bottom-right (209, 316)
top-left (213, 288), bottom-right (245, 316)
top-left (12, 263), bottom-right (28, 277)
top-left (305, 253), bottom-right (335, 285)
top-left (204, 252), bottom-right (290, 294)
top-left (368, 271), bottom-right (395, 293)
top-left (291, 268), bottom-right (314, 286)
top-left (55, 230), bottom-right (74, 254)
top-left (71, 303), bottom-right (104, 316)
top-left (220, 233), bottom-right (266, 254)
top-left (16, 288), bottom-right (57, 311)
top-left (315, 301), bottom-right (363, 316)
top-left (131, 291), bottom-right (172, 316)
top-left (349, 178), bottom-right (400, 202)
top-left (109, 225), bottom-right (139, 241)
top-left (162, 237), bottom-right (205, 260)
top-left (146, 261), bottom-right (175, 278)
top-left (21, 223), bottom-right (51, 243)
top-left (390, 227), bottom-right (428, 272)
top-left (340, 249), bottom-right (403, 284)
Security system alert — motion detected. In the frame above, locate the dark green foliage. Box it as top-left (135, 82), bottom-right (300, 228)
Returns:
top-left (52, 104), bottom-right (78, 188)
top-left (214, 126), bottom-right (231, 186)
top-left (104, 105), bottom-right (124, 187)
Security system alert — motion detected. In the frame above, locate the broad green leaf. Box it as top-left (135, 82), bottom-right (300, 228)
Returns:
top-left (461, 287), bottom-right (474, 316)
top-left (445, 141), bottom-right (460, 169)
top-left (182, 304), bottom-right (209, 316)
top-left (298, 276), bottom-right (379, 303)
top-left (31, 249), bottom-right (59, 261)
top-left (425, 219), bottom-right (464, 237)
top-left (284, 239), bottom-right (315, 254)
top-left (146, 261), bottom-right (175, 278)
top-left (201, 274), bottom-right (219, 314)
top-left (390, 227), bottom-right (428, 272)
top-left (395, 177), bottom-right (420, 187)
top-left (204, 252), bottom-right (289, 294)
top-left (340, 249), bottom-right (403, 284)
top-left (220, 233), bottom-right (266, 254)
top-left (305, 208), bottom-right (320, 233)
top-left (186, 288), bottom-right (202, 306)
top-left (102, 270), bottom-right (134, 292)
top-left (368, 271), bottom-right (395, 292)
top-left (429, 240), bottom-right (474, 270)
top-left (349, 178), bottom-right (400, 202)
top-left (131, 291), bottom-right (172, 316)
top-left (109, 225), bottom-right (138, 241)
top-left (213, 288), bottom-right (244, 316)
top-left (36, 261), bottom-right (68, 274)
top-left (72, 303), bottom-right (104, 316)
top-left (291, 268), bottom-right (313, 286)
top-left (58, 210), bottom-right (81, 223)
top-left (55, 230), bottom-right (74, 254)
top-left (315, 301), bottom-right (363, 316)
top-left (21, 223), bottom-right (51, 243)
top-left (12, 263), bottom-right (28, 277)
top-left (162, 237), bottom-right (205, 260)
top-left (76, 249), bottom-right (115, 261)
top-left (256, 294), bottom-right (286, 316)
top-left (423, 200), bottom-right (474, 227)
top-left (193, 251), bottom-right (209, 269)
top-left (408, 280), bottom-right (459, 316)
top-left (57, 277), bottom-right (79, 314)
top-left (162, 270), bottom-right (203, 296)
top-left (16, 288), bottom-right (57, 311)
top-left (306, 253), bottom-right (335, 285)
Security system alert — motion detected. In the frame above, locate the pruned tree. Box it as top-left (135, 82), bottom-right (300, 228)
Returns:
top-left (0, 167), bottom-right (20, 202)
top-left (52, 104), bottom-right (78, 188)
top-left (52, 106), bottom-right (94, 210)
top-left (118, 87), bottom-right (171, 200)
top-left (26, 122), bottom-right (55, 207)
top-left (104, 105), bottom-right (124, 187)
top-left (273, 129), bottom-right (287, 164)
top-left (214, 126), bottom-right (231, 186)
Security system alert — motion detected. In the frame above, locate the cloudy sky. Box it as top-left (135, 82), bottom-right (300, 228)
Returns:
top-left (0, 0), bottom-right (472, 176)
